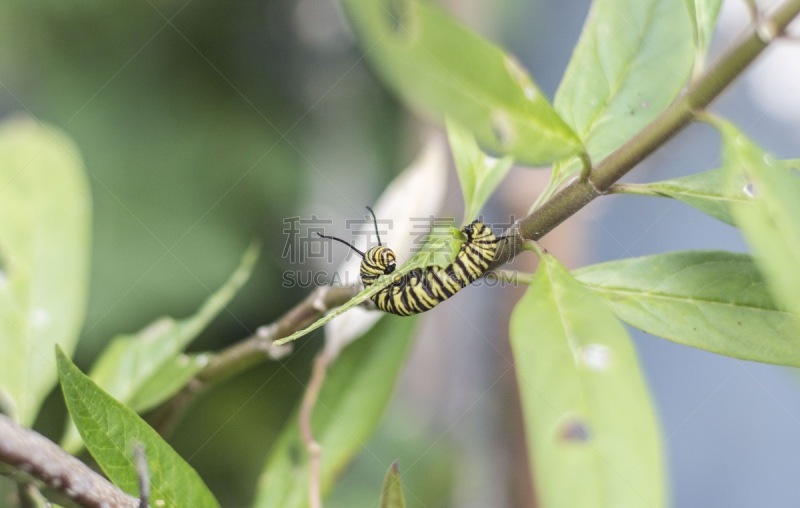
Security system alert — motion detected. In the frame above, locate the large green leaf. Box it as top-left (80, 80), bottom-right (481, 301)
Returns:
top-left (612, 168), bottom-right (749, 225)
top-left (342, 0), bottom-right (583, 165)
top-left (551, 0), bottom-right (694, 185)
top-left (62, 244), bottom-right (258, 452)
top-left (612, 156), bottom-right (800, 225)
top-left (575, 251), bottom-right (800, 365)
top-left (447, 118), bottom-right (513, 224)
top-left (253, 315), bottom-right (417, 508)
top-left (510, 254), bottom-right (664, 507)
top-left (717, 120), bottom-right (800, 319)
top-left (0, 117), bottom-right (91, 425)
top-left (57, 347), bottom-right (220, 508)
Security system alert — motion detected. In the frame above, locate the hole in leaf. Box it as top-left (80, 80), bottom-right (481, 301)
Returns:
top-left (386, 0), bottom-right (417, 38)
top-left (491, 110), bottom-right (516, 148)
top-left (0, 247), bottom-right (8, 288)
top-left (559, 416), bottom-right (590, 443)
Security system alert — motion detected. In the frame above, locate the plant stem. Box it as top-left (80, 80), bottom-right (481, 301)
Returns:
top-left (151, 286), bottom-right (354, 434)
top-left (493, 269), bottom-right (534, 285)
top-left (606, 183), bottom-right (664, 196)
top-left (156, 0), bottom-right (800, 432)
top-left (500, 0), bottom-right (800, 260)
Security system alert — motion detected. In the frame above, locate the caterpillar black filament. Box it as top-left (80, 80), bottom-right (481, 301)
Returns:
top-left (319, 207), bottom-right (502, 316)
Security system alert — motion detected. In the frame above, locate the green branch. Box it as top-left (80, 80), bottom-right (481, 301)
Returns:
top-left (498, 0), bottom-right (800, 261)
top-left (154, 0), bottom-right (800, 432)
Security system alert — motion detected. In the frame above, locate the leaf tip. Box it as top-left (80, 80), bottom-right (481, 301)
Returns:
top-left (55, 344), bottom-right (69, 369)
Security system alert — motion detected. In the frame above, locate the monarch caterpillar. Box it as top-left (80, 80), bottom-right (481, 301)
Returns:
top-left (318, 207), bottom-right (503, 316)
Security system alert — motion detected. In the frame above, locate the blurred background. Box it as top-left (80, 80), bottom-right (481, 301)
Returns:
top-left (1, 0), bottom-right (799, 506)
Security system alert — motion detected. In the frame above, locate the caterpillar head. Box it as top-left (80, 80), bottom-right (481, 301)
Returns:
top-left (319, 206), bottom-right (396, 288)
top-left (360, 245), bottom-right (396, 286)
top-left (462, 220), bottom-right (477, 240)
top-left (372, 246), bottom-right (397, 274)
top-left (462, 220), bottom-right (493, 243)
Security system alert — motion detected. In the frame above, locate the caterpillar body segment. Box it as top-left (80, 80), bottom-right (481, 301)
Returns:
top-left (321, 209), bottom-right (501, 316)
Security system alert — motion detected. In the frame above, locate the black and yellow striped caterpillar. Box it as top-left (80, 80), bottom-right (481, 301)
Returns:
top-left (319, 207), bottom-right (502, 316)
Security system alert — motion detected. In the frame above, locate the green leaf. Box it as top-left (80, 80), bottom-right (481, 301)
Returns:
top-left (613, 168), bottom-right (749, 225)
top-left (57, 346), bottom-right (220, 508)
top-left (273, 272), bottom-right (404, 346)
top-left (717, 120), bottom-right (800, 319)
top-left (510, 254), bottom-right (664, 507)
top-left (575, 251), bottom-right (800, 366)
top-left (551, 0), bottom-right (694, 184)
top-left (379, 461), bottom-right (406, 508)
top-left (683, 0), bottom-right (723, 75)
top-left (127, 353), bottom-right (209, 413)
top-left (342, 0), bottom-right (583, 165)
top-left (447, 118), bottom-right (514, 223)
top-left (253, 315), bottom-right (418, 508)
top-left (0, 117), bottom-right (91, 425)
top-left (62, 244), bottom-right (259, 452)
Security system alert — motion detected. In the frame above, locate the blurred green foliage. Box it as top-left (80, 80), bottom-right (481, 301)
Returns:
top-left (0, 0), bottom-right (406, 504)
top-left (2, 1), bottom-right (296, 347)
top-left (0, 0), bottom-right (406, 351)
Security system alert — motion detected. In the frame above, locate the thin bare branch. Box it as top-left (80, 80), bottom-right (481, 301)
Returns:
top-left (0, 414), bottom-right (138, 508)
top-left (299, 352), bottom-right (332, 508)
top-left (152, 285), bottom-right (356, 434)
